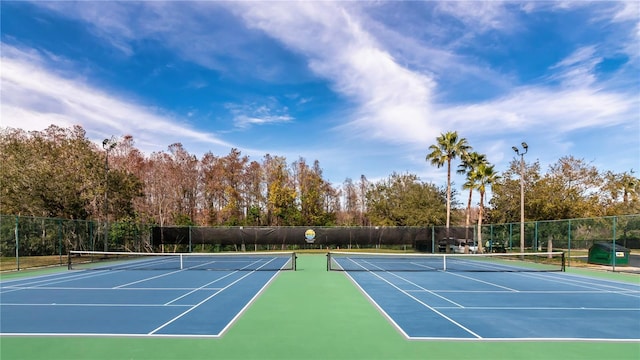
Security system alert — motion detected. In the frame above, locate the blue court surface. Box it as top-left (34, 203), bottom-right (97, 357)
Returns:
top-left (0, 262), bottom-right (287, 337)
top-left (343, 268), bottom-right (640, 341)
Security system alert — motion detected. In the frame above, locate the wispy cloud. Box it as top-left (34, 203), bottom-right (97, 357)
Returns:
top-left (24, 1), bottom-right (637, 146)
top-left (0, 43), bottom-right (232, 151)
top-left (3, 1), bottom-right (638, 185)
top-left (32, 2), bottom-right (279, 78)
top-left (434, 1), bottom-right (512, 33)
top-left (439, 85), bottom-right (635, 135)
top-left (229, 2), bottom-right (637, 143)
top-left (225, 101), bottom-right (294, 129)
top-left (228, 2), bottom-right (438, 145)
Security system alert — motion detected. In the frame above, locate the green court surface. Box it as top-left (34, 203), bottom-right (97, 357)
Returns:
top-left (1, 254), bottom-right (639, 360)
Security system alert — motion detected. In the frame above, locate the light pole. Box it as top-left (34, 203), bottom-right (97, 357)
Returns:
top-left (512, 142), bottom-right (528, 253)
top-left (102, 138), bottom-right (117, 251)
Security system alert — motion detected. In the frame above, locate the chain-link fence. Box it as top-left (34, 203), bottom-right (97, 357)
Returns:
top-left (0, 215), bottom-right (153, 271)
top-left (2, 214), bottom-right (638, 272)
top-left (479, 214), bottom-right (640, 271)
top-left (150, 225), bottom-right (476, 253)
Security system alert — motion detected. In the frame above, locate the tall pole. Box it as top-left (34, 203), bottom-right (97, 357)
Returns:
top-left (512, 142), bottom-right (528, 253)
top-left (103, 138), bottom-right (117, 252)
top-left (519, 154), bottom-right (525, 252)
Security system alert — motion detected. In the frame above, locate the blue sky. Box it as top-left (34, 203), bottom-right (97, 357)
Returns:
top-left (2, 1), bottom-right (639, 195)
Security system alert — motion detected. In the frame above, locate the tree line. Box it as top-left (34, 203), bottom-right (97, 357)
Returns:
top-left (1, 125), bottom-right (638, 228)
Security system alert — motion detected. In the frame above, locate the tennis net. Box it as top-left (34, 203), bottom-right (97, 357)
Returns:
top-left (68, 250), bottom-right (296, 271)
top-left (327, 251), bottom-right (565, 272)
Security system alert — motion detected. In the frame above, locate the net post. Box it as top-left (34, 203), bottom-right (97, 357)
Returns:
top-left (443, 254), bottom-right (447, 271)
top-left (67, 250), bottom-right (72, 270)
top-left (292, 252), bottom-right (297, 271)
top-left (179, 254), bottom-right (183, 270)
top-left (326, 252), bottom-right (330, 271)
top-left (561, 252), bottom-right (566, 272)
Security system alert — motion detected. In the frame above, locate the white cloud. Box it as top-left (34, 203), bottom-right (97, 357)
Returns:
top-left (0, 44), bottom-right (232, 151)
top-left (228, 2), bottom-right (439, 145)
top-left (224, 100), bottom-right (294, 129)
top-left (547, 46), bottom-right (601, 88)
top-left (434, 1), bottom-right (511, 32)
top-left (438, 85), bottom-right (635, 136)
top-left (234, 114), bottom-right (293, 128)
top-left (30, 2), bottom-right (266, 75)
top-left (24, 1), bottom-right (636, 148)
top-left (228, 2), bottom-right (638, 146)
top-left (610, 1), bottom-right (640, 57)
top-left (611, 1), bottom-right (640, 23)
top-left (551, 46), bottom-right (598, 70)
top-left (4, 1), bottom-right (638, 185)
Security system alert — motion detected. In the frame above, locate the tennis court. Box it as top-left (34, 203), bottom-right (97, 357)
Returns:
top-left (329, 251), bottom-right (640, 340)
top-left (0, 251), bottom-right (295, 336)
top-left (1, 253), bottom-right (639, 360)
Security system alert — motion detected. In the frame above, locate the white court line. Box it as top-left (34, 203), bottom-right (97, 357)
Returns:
top-left (405, 289), bottom-right (640, 294)
top-left (345, 257), bottom-right (482, 339)
top-left (163, 259), bottom-right (266, 305)
top-left (373, 270), bottom-right (465, 308)
top-left (0, 271), bottom-right (286, 338)
top-left (110, 254), bottom-right (258, 289)
top-left (511, 272), bottom-right (640, 299)
top-left (1, 269), bottom-right (113, 287)
top-left (340, 270), bottom-right (410, 339)
top-left (406, 336), bottom-right (640, 342)
top-left (95, 256), bottom-right (177, 271)
top-left (359, 259), bottom-right (465, 307)
top-left (4, 332), bottom-right (635, 341)
top-left (114, 268), bottom-right (188, 288)
top-left (1, 286), bottom-right (223, 291)
top-left (1, 303), bottom-right (191, 307)
top-left (0, 271), bottom-right (84, 284)
top-left (340, 257), bottom-right (640, 341)
top-left (0, 332), bottom-right (223, 338)
top-left (0, 270), bottom-right (121, 295)
top-left (163, 272), bottom-right (239, 306)
top-left (216, 269), bottom-right (282, 337)
top-left (148, 258), bottom-right (278, 335)
top-left (432, 306), bottom-right (640, 311)
top-left (545, 272), bottom-right (640, 291)
top-left (340, 268), bottom-right (640, 341)
top-left (441, 271), bottom-right (519, 291)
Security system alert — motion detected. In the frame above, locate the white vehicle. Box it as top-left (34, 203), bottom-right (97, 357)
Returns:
top-left (439, 238), bottom-right (478, 254)
top-left (453, 240), bottom-right (478, 254)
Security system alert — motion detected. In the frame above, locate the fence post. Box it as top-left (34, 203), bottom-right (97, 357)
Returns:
top-left (612, 216), bottom-right (617, 271)
top-left (90, 221), bottom-right (94, 252)
top-left (473, 225), bottom-right (477, 249)
top-left (15, 215), bottom-right (20, 271)
top-left (567, 219), bottom-right (572, 267)
top-left (431, 226), bottom-right (435, 254)
top-left (58, 219), bottom-right (63, 265)
top-left (490, 224), bottom-right (494, 251)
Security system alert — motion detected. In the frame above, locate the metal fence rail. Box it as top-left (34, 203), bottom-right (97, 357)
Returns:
top-left (1, 214), bottom-right (638, 271)
top-left (0, 215), bottom-right (153, 271)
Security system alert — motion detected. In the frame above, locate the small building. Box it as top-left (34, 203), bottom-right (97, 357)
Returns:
top-left (588, 242), bottom-right (630, 266)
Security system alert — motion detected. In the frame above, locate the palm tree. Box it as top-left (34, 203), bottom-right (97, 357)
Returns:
top-left (426, 131), bottom-right (470, 243)
top-left (458, 152), bottom-right (487, 240)
top-left (474, 163), bottom-right (499, 253)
